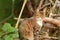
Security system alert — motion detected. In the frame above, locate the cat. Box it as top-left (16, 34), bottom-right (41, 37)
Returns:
top-left (19, 10), bottom-right (44, 40)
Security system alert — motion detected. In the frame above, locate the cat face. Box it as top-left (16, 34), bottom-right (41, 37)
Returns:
top-left (34, 10), bottom-right (44, 19)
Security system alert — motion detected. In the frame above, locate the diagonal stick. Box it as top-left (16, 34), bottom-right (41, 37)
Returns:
top-left (15, 0), bottom-right (27, 28)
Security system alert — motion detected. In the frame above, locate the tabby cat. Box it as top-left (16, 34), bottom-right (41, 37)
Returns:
top-left (19, 10), bottom-right (44, 40)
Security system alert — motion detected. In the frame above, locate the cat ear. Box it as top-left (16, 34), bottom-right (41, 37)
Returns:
top-left (43, 8), bottom-right (47, 18)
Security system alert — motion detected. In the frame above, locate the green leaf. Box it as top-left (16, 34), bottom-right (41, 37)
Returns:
top-left (3, 32), bottom-right (19, 40)
top-left (0, 32), bottom-right (3, 37)
top-left (2, 23), bottom-right (11, 32)
top-left (1, 23), bottom-right (19, 40)
top-left (2, 23), bottom-right (18, 32)
top-left (3, 35), bottom-right (13, 40)
top-left (9, 32), bottom-right (19, 38)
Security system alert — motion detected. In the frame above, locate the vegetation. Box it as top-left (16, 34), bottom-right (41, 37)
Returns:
top-left (0, 23), bottom-right (19, 40)
top-left (0, 0), bottom-right (60, 40)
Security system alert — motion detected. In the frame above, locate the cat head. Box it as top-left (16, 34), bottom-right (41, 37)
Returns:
top-left (33, 10), bottom-right (45, 19)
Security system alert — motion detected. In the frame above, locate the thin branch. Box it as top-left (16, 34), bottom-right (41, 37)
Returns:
top-left (49, 0), bottom-right (57, 17)
top-left (49, 0), bottom-right (54, 5)
top-left (36, 0), bottom-right (44, 11)
top-left (14, 17), bottom-right (24, 21)
top-left (15, 0), bottom-right (27, 28)
top-left (40, 3), bottom-right (51, 10)
top-left (43, 7), bottom-right (47, 18)
top-left (51, 14), bottom-right (60, 17)
top-left (43, 23), bottom-right (56, 29)
top-left (27, 0), bottom-right (34, 14)
top-left (43, 17), bottom-right (60, 27)
top-left (41, 36), bottom-right (58, 39)
top-left (38, 0), bottom-right (44, 8)
top-left (36, 0), bottom-right (43, 11)
top-left (40, 31), bottom-right (58, 39)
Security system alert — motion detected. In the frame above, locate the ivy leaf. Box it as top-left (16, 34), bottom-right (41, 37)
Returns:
top-left (3, 32), bottom-right (19, 40)
top-left (9, 32), bottom-right (19, 38)
top-left (3, 35), bottom-right (13, 40)
top-left (2, 23), bottom-right (11, 32)
top-left (1, 23), bottom-right (19, 40)
top-left (2, 23), bottom-right (18, 32)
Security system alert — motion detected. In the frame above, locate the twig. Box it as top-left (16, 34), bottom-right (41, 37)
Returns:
top-left (43, 23), bottom-right (56, 29)
top-left (51, 14), bottom-right (60, 17)
top-left (43, 7), bottom-right (47, 18)
top-left (41, 36), bottom-right (58, 39)
top-left (15, 0), bottom-right (27, 28)
top-left (43, 17), bottom-right (60, 27)
top-left (14, 17), bottom-right (24, 21)
top-left (49, 0), bottom-right (54, 5)
top-left (50, 37), bottom-right (58, 39)
top-left (40, 31), bottom-right (58, 39)
top-left (36, 0), bottom-right (44, 11)
top-left (40, 3), bottom-right (51, 10)
top-left (49, 0), bottom-right (57, 17)
top-left (27, 0), bottom-right (34, 14)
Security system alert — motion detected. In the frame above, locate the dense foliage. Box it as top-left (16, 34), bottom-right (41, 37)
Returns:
top-left (0, 23), bottom-right (19, 40)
